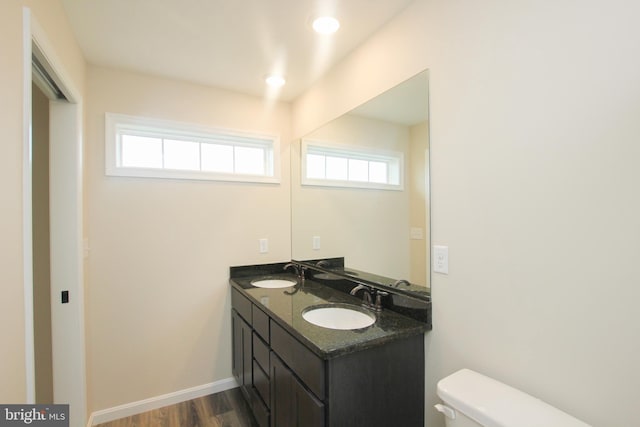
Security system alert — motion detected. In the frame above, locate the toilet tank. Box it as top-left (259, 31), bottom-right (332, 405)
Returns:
top-left (436, 369), bottom-right (591, 427)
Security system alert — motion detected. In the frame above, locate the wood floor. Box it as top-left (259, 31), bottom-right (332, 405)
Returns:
top-left (95, 388), bottom-right (258, 427)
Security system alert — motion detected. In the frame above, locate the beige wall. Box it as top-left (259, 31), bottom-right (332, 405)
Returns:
top-left (292, 0), bottom-right (640, 425)
top-left (292, 114), bottom-right (411, 279)
top-left (0, 0), bottom-right (28, 403)
top-left (85, 66), bottom-right (291, 411)
top-left (0, 0), bottom-right (84, 404)
top-left (409, 121), bottom-right (429, 287)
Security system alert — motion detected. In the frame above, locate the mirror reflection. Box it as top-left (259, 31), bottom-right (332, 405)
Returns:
top-left (291, 71), bottom-right (430, 297)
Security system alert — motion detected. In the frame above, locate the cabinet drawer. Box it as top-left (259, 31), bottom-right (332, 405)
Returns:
top-left (270, 320), bottom-right (325, 399)
top-left (252, 305), bottom-right (269, 342)
top-left (253, 360), bottom-right (270, 406)
top-left (253, 332), bottom-right (269, 374)
top-left (231, 288), bottom-right (252, 324)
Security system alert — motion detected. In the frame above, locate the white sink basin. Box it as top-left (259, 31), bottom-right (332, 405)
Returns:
top-left (302, 305), bottom-right (375, 330)
top-left (250, 278), bottom-right (297, 289)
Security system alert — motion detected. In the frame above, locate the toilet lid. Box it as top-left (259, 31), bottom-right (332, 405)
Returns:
top-left (437, 369), bottom-right (591, 427)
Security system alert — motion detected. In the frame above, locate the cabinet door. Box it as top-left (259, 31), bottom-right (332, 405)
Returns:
top-left (232, 310), bottom-right (252, 391)
top-left (270, 352), bottom-right (324, 427)
top-left (270, 352), bottom-right (294, 427)
top-left (294, 378), bottom-right (324, 427)
top-left (232, 310), bottom-right (241, 382)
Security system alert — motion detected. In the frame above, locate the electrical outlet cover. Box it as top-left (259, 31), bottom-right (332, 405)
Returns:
top-left (433, 245), bottom-right (449, 274)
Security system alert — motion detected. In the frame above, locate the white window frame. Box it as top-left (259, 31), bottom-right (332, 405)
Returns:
top-left (301, 139), bottom-right (404, 191)
top-left (105, 113), bottom-right (280, 184)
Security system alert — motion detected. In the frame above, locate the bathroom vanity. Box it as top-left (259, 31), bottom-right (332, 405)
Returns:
top-left (230, 261), bottom-right (431, 427)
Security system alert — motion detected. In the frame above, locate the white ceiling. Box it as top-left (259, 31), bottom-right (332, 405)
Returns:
top-left (61, 0), bottom-right (415, 101)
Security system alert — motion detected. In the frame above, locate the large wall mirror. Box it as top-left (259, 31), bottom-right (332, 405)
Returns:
top-left (291, 70), bottom-right (430, 298)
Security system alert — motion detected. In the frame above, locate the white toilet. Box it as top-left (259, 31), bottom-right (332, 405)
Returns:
top-left (436, 369), bottom-right (591, 427)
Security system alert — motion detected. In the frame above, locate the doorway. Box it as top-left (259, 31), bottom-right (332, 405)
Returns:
top-left (31, 81), bottom-right (53, 404)
top-left (24, 8), bottom-right (87, 426)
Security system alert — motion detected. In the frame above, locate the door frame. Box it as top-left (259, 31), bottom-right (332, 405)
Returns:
top-left (22, 7), bottom-right (87, 425)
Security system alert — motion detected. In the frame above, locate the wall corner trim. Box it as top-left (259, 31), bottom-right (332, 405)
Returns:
top-left (86, 377), bottom-right (239, 426)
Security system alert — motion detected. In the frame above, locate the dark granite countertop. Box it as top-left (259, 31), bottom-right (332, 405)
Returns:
top-left (295, 257), bottom-right (431, 299)
top-left (230, 272), bottom-right (428, 360)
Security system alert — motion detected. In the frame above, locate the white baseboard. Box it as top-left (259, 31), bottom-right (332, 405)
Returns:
top-left (87, 377), bottom-right (239, 426)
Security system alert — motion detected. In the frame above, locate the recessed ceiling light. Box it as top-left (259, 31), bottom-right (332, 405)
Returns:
top-left (312, 16), bottom-right (340, 35)
top-left (265, 74), bottom-right (286, 88)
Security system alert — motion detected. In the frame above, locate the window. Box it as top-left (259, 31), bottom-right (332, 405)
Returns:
top-left (301, 139), bottom-right (403, 190)
top-left (105, 113), bottom-right (280, 183)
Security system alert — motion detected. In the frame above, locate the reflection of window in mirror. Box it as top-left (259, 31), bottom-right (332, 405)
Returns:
top-left (302, 139), bottom-right (403, 190)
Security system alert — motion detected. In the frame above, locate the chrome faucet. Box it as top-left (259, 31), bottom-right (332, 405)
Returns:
top-left (283, 263), bottom-right (305, 283)
top-left (283, 262), bottom-right (298, 274)
top-left (393, 279), bottom-right (411, 288)
top-left (350, 284), bottom-right (373, 308)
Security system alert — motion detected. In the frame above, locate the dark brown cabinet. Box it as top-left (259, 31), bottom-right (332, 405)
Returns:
top-left (271, 352), bottom-right (324, 427)
top-left (231, 286), bottom-right (424, 427)
top-left (232, 289), bottom-right (270, 427)
top-left (231, 310), bottom-right (251, 392)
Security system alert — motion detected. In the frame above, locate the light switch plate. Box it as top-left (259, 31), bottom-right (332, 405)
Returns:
top-left (433, 245), bottom-right (449, 274)
top-left (312, 236), bottom-right (321, 250)
top-left (259, 238), bottom-right (268, 253)
top-left (410, 227), bottom-right (424, 240)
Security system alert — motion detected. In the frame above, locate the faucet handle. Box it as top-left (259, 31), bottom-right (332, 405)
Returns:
top-left (374, 290), bottom-right (389, 311)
